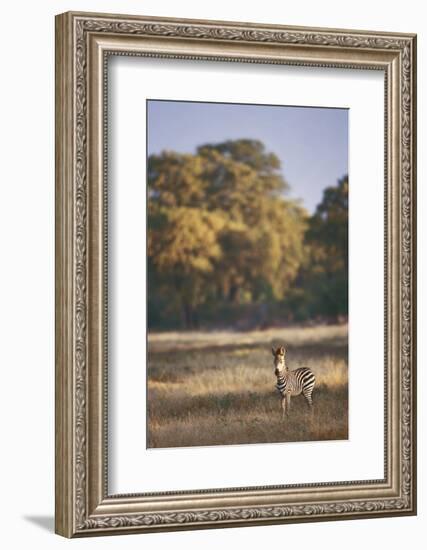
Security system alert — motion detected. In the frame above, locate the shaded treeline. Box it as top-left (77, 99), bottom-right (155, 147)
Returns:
top-left (148, 139), bottom-right (348, 329)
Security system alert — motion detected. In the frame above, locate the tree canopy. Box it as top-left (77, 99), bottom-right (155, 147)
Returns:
top-left (147, 138), bottom-right (348, 329)
top-left (291, 175), bottom-right (348, 320)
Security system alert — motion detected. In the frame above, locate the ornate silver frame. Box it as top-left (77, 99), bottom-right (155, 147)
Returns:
top-left (55, 11), bottom-right (417, 537)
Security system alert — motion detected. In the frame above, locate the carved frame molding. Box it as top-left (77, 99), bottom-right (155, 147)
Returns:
top-left (55, 11), bottom-right (416, 537)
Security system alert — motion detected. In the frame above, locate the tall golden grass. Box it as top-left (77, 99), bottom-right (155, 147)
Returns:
top-left (147, 324), bottom-right (348, 448)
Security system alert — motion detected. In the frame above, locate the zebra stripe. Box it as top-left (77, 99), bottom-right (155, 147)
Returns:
top-left (276, 367), bottom-right (316, 406)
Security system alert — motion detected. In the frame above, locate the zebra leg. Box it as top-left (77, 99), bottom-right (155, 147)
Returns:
top-left (303, 389), bottom-right (313, 409)
top-left (281, 397), bottom-right (287, 419)
top-left (286, 392), bottom-right (291, 416)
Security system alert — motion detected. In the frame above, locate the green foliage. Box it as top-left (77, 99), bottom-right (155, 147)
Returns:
top-left (290, 175), bottom-right (348, 320)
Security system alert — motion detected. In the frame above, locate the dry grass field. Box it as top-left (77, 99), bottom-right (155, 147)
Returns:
top-left (147, 324), bottom-right (348, 448)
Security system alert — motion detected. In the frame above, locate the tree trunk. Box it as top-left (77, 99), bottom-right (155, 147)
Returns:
top-left (228, 284), bottom-right (239, 303)
top-left (183, 303), bottom-right (192, 329)
top-left (182, 302), bottom-right (199, 329)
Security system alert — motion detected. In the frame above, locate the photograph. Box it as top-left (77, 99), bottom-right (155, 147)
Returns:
top-left (146, 99), bottom-right (349, 448)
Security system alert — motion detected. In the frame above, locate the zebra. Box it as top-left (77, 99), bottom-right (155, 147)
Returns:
top-left (272, 346), bottom-right (316, 418)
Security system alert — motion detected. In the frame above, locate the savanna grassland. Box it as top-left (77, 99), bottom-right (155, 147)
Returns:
top-left (147, 324), bottom-right (348, 448)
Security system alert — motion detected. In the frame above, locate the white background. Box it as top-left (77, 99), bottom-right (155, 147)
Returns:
top-left (109, 59), bottom-right (384, 494)
top-left (0, 1), bottom-right (424, 549)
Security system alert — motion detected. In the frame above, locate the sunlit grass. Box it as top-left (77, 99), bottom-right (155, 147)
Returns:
top-left (148, 324), bottom-right (347, 351)
top-left (147, 324), bottom-right (348, 448)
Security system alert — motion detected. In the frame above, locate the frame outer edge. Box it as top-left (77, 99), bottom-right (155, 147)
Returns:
top-left (409, 34), bottom-right (417, 514)
top-left (55, 12), bottom-right (75, 538)
top-left (54, 10), bottom-right (417, 537)
top-left (413, 34), bottom-right (417, 514)
top-left (62, 10), bottom-right (416, 40)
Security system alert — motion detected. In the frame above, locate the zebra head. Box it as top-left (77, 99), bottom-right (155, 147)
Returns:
top-left (272, 346), bottom-right (286, 375)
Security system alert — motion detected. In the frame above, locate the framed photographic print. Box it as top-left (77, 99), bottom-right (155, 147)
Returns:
top-left (55, 11), bottom-right (417, 537)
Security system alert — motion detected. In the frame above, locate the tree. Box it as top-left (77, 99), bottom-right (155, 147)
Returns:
top-left (295, 175), bottom-right (348, 320)
top-left (148, 206), bottom-right (225, 328)
top-left (147, 140), bottom-right (307, 328)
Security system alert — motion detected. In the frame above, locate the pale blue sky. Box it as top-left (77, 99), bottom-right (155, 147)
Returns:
top-left (147, 100), bottom-right (348, 213)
